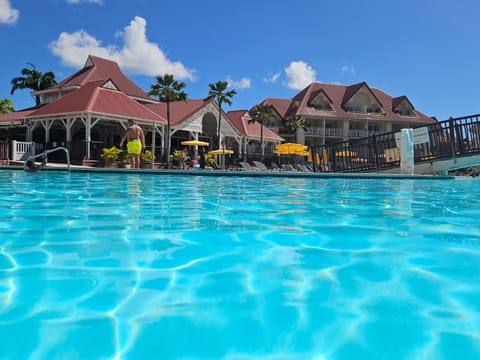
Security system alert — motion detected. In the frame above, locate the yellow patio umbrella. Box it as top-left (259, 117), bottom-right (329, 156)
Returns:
top-left (275, 143), bottom-right (308, 154)
top-left (181, 140), bottom-right (210, 147)
top-left (295, 150), bottom-right (310, 157)
top-left (208, 149), bottom-right (234, 155)
top-left (274, 147), bottom-right (291, 155)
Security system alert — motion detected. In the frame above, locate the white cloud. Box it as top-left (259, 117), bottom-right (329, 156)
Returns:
top-left (65, 0), bottom-right (103, 4)
top-left (263, 72), bottom-right (280, 83)
top-left (341, 65), bottom-right (356, 76)
top-left (284, 60), bottom-right (317, 89)
top-left (0, 0), bottom-right (19, 24)
top-left (226, 76), bottom-right (251, 89)
top-left (49, 16), bottom-right (196, 81)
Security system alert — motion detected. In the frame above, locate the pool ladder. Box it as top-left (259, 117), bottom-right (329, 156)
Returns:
top-left (23, 147), bottom-right (71, 172)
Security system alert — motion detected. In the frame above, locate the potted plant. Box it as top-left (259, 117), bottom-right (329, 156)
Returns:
top-left (100, 146), bottom-right (122, 168)
top-left (140, 149), bottom-right (155, 168)
top-left (169, 150), bottom-right (181, 168)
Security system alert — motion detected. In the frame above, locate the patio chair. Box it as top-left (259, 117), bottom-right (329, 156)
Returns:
top-left (297, 164), bottom-right (311, 172)
top-left (211, 160), bottom-right (222, 169)
top-left (281, 164), bottom-right (296, 171)
top-left (239, 162), bottom-right (254, 171)
top-left (270, 162), bottom-right (282, 171)
top-left (252, 161), bottom-right (268, 171)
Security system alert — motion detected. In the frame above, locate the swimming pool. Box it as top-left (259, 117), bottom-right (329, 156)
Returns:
top-left (0, 170), bottom-right (479, 359)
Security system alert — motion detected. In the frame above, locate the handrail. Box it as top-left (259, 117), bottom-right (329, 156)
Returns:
top-left (24, 147), bottom-right (71, 172)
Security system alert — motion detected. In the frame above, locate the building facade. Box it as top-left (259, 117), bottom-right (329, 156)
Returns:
top-left (262, 82), bottom-right (437, 148)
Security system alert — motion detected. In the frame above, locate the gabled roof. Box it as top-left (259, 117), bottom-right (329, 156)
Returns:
top-left (226, 110), bottom-right (284, 142)
top-left (48, 55), bottom-right (153, 102)
top-left (392, 96), bottom-right (414, 111)
top-left (309, 88), bottom-right (333, 105)
top-left (145, 99), bottom-right (212, 126)
top-left (27, 79), bottom-right (166, 123)
top-left (261, 98), bottom-right (294, 118)
top-left (342, 82), bottom-right (371, 105)
top-left (292, 82), bottom-right (436, 124)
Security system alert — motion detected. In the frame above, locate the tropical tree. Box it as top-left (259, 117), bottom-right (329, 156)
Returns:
top-left (149, 74), bottom-right (188, 168)
top-left (0, 99), bottom-right (15, 114)
top-left (286, 115), bottom-right (308, 143)
top-left (10, 63), bottom-right (57, 106)
top-left (248, 104), bottom-right (274, 162)
top-left (205, 81), bottom-right (236, 150)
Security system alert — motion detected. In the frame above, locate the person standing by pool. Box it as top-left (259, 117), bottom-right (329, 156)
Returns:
top-left (120, 119), bottom-right (145, 169)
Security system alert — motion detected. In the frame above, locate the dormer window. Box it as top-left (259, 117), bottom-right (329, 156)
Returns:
top-left (392, 96), bottom-right (416, 117)
top-left (308, 90), bottom-right (333, 111)
top-left (343, 83), bottom-right (384, 114)
top-left (102, 80), bottom-right (118, 90)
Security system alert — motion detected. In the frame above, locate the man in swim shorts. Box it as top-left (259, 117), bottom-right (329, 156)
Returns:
top-left (120, 119), bottom-right (146, 169)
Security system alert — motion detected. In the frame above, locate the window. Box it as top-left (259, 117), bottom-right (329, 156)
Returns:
top-left (309, 91), bottom-right (333, 111)
top-left (312, 103), bottom-right (333, 111)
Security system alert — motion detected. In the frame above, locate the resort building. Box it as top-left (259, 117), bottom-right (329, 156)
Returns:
top-left (226, 110), bottom-right (283, 161)
top-left (260, 82), bottom-right (437, 148)
top-left (0, 55), bottom-right (283, 166)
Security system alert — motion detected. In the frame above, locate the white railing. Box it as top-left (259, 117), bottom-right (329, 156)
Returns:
top-left (307, 127), bottom-right (325, 136)
top-left (349, 129), bottom-right (370, 137)
top-left (308, 127), bottom-right (346, 137)
top-left (325, 128), bottom-right (345, 137)
top-left (307, 127), bottom-right (384, 138)
top-left (11, 140), bottom-right (36, 161)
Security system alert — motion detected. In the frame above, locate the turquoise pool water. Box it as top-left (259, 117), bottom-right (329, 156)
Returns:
top-left (0, 170), bottom-right (479, 359)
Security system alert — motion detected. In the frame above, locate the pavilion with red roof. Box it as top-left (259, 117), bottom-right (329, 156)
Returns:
top-left (0, 55), bottom-right (284, 166)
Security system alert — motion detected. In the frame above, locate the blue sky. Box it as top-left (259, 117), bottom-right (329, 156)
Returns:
top-left (0, 0), bottom-right (479, 121)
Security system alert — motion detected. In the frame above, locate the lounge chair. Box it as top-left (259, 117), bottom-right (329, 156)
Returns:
top-left (211, 160), bottom-right (222, 169)
top-left (252, 161), bottom-right (268, 171)
top-left (281, 164), bottom-right (296, 171)
top-left (297, 164), bottom-right (311, 172)
top-left (239, 162), bottom-right (254, 171)
top-left (270, 162), bottom-right (282, 171)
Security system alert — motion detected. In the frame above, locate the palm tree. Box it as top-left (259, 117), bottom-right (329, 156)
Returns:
top-left (248, 104), bottom-right (274, 162)
top-left (10, 63), bottom-right (57, 106)
top-left (205, 81), bottom-right (236, 150)
top-left (0, 99), bottom-right (15, 114)
top-left (149, 74), bottom-right (188, 168)
top-left (286, 115), bottom-right (308, 143)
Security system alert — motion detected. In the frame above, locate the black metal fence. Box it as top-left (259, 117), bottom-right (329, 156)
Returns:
top-left (311, 114), bottom-right (480, 173)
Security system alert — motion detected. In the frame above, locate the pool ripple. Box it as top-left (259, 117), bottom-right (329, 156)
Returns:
top-left (1, 172), bottom-right (480, 359)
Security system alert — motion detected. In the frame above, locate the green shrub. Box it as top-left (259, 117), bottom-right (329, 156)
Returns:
top-left (100, 146), bottom-right (122, 161)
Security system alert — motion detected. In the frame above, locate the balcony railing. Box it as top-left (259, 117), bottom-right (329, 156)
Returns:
top-left (307, 127), bottom-right (345, 137)
top-left (307, 127), bottom-right (382, 138)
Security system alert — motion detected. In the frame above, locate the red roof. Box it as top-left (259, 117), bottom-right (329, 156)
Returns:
top-left (51, 55), bottom-right (152, 101)
top-left (227, 110), bottom-right (284, 142)
top-left (261, 98), bottom-right (294, 118)
top-left (293, 82), bottom-right (436, 124)
top-left (28, 79), bottom-right (166, 123)
top-left (145, 99), bottom-right (213, 126)
top-left (0, 108), bottom-right (37, 123)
